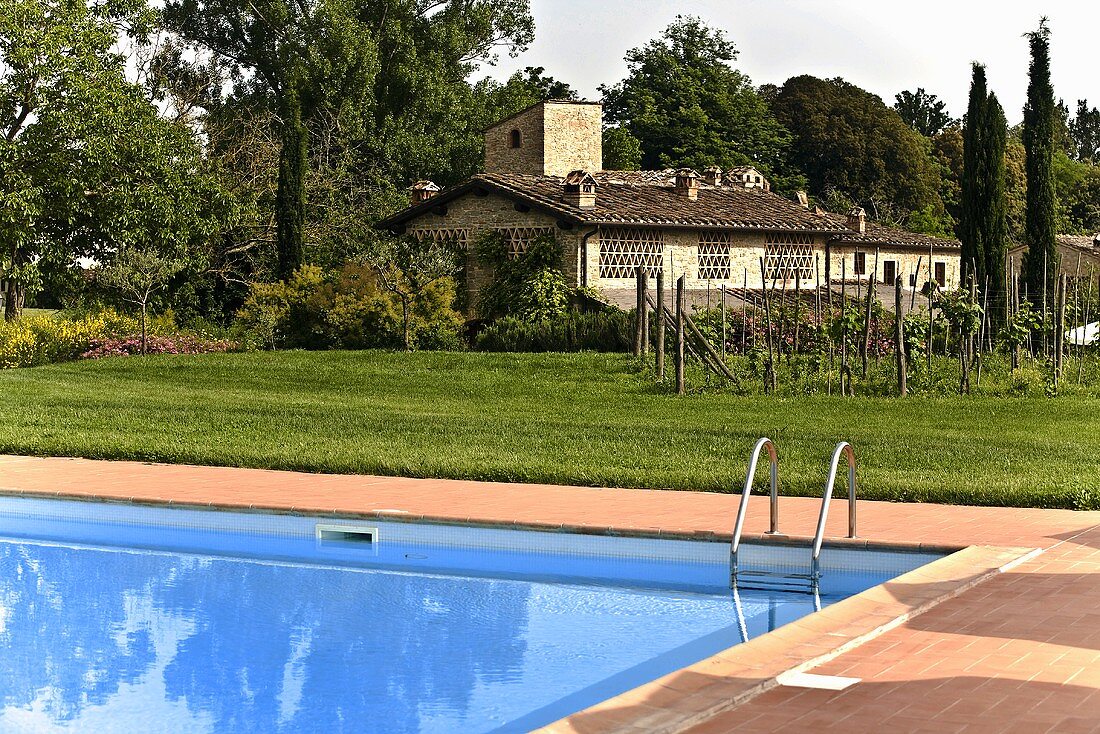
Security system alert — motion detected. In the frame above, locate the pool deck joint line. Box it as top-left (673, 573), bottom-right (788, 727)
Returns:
top-left (1, 455), bottom-right (1099, 734)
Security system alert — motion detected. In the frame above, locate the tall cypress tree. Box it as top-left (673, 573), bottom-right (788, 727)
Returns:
top-left (983, 93), bottom-right (1008, 321)
top-left (960, 65), bottom-right (1009, 322)
top-left (960, 64), bottom-right (989, 284)
top-left (1021, 19), bottom-right (1059, 306)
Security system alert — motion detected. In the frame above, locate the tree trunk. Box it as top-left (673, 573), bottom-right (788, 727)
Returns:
top-left (275, 85), bottom-right (308, 281)
top-left (402, 297), bottom-right (412, 351)
top-left (140, 303), bottom-right (148, 356)
top-left (3, 278), bottom-right (23, 322)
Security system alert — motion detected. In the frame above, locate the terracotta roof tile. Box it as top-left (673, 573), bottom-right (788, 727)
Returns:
top-left (377, 171), bottom-right (960, 252)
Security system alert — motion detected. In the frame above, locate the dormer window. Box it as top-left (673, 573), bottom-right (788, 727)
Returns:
top-left (509, 129), bottom-right (522, 148)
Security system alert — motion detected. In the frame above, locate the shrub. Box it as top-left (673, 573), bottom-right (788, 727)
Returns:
top-left (474, 311), bottom-right (633, 353)
top-left (0, 308), bottom-right (235, 368)
top-left (236, 264), bottom-right (463, 351)
top-left (475, 232), bottom-right (573, 321)
top-left (81, 334), bottom-right (237, 359)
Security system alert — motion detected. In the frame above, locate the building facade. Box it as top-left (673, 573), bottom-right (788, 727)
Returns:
top-left (379, 101), bottom-right (962, 315)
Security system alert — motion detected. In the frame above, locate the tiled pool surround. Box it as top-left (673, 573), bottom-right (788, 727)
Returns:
top-left (1, 455), bottom-right (1097, 733)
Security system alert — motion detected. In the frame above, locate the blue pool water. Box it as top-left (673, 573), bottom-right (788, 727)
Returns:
top-left (0, 498), bottom-right (941, 733)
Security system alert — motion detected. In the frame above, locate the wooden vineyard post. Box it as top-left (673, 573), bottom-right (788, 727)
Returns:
top-left (655, 271), bottom-right (666, 380)
top-left (1056, 274), bottom-right (1068, 384)
top-left (640, 269), bottom-right (649, 356)
top-left (720, 285), bottom-right (727, 361)
top-left (840, 259), bottom-right (849, 396)
top-left (758, 258), bottom-right (777, 394)
top-left (861, 248), bottom-right (879, 378)
top-left (633, 266), bottom-right (644, 357)
top-left (794, 271), bottom-right (802, 355)
top-left (895, 276), bottom-right (907, 396)
top-left (675, 275), bottom-right (686, 395)
top-left (1011, 271), bottom-right (1020, 370)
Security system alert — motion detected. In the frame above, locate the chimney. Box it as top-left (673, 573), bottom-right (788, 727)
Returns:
top-left (1093, 233), bottom-right (1100, 248)
top-left (846, 206), bottom-right (867, 234)
top-left (793, 190), bottom-right (809, 209)
top-left (703, 166), bottom-right (723, 187)
top-left (563, 170), bottom-right (598, 208)
top-left (674, 168), bottom-right (700, 201)
top-left (408, 180), bottom-right (440, 205)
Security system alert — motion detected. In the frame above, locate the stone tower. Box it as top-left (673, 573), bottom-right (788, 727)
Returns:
top-left (483, 100), bottom-right (603, 177)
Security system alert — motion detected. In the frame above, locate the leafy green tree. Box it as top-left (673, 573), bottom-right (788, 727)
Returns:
top-left (366, 236), bottom-right (461, 351)
top-left (602, 127), bottom-right (643, 170)
top-left (1053, 152), bottom-right (1100, 234)
top-left (931, 124), bottom-right (964, 226)
top-left (98, 247), bottom-right (187, 355)
top-left (507, 66), bottom-right (576, 101)
top-left (1068, 99), bottom-right (1100, 163)
top-left (1020, 19), bottom-right (1059, 306)
top-left (599, 16), bottom-right (800, 189)
top-left (894, 88), bottom-right (954, 137)
top-left (0, 0), bottom-right (222, 321)
top-left (770, 75), bottom-right (945, 220)
top-left (960, 63), bottom-right (1008, 315)
top-left (164, 0), bottom-right (534, 279)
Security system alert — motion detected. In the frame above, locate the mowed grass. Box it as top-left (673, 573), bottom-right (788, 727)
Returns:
top-left (0, 351), bottom-right (1097, 509)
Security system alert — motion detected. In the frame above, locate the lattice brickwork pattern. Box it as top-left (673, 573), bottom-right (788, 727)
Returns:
top-left (697, 232), bottom-right (732, 280)
top-left (411, 228), bottom-right (471, 251)
top-left (495, 226), bottom-right (555, 259)
top-left (764, 233), bottom-right (814, 281)
top-left (598, 227), bottom-right (664, 279)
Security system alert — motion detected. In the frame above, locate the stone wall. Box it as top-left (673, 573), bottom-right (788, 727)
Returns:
top-left (541, 103), bottom-right (602, 177)
top-left (1008, 244), bottom-right (1100, 281)
top-left (406, 191), bottom-right (578, 317)
top-left (826, 245), bottom-right (960, 290)
top-left (582, 228), bottom-right (961, 295)
top-left (483, 102), bottom-right (602, 177)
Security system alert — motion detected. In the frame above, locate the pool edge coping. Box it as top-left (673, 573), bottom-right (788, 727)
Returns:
top-left (537, 543), bottom-right (1041, 734)
top-left (0, 488), bottom-right (964, 556)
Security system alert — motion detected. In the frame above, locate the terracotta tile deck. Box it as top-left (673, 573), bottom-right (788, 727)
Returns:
top-left (2, 454), bottom-right (1099, 733)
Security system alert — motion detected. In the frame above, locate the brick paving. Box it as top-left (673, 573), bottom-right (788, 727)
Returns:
top-left (1, 454), bottom-right (1099, 733)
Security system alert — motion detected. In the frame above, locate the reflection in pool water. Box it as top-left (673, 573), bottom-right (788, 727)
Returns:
top-left (0, 507), bottom-right (932, 733)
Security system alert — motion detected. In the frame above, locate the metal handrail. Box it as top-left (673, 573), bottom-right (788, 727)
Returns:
top-left (730, 437), bottom-right (779, 584)
top-left (809, 442), bottom-right (857, 580)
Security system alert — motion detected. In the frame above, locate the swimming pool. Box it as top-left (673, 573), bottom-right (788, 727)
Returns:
top-left (0, 497), bottom-right (941, 733)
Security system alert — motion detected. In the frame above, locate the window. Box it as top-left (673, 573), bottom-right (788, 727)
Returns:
top-left (909, 272), bottom-right (918, 287)
top-left (495, 226), bottom-right (555, 259)
top-left (509, 129), bottom-right (522, 148)
top-left (882, 260), bottom-right (897, 285)
top-left (854, 252), bottom-right (866, 275)
top-left (763, 233), bottom-right (814, 282)
top-left (598, 227), bottom-right (664, 279)
top-left (410, 228), bottom-right (470, 251)
top-left (934, 262), bottom-right (947, 287)
top-left (697, 232), bottom-right (732, 280)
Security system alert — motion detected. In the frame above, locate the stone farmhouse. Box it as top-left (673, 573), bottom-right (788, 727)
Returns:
top-left (378, 101), bottom-right (962, 314)
top-left (1008, 234), bottom-right (1100, 283)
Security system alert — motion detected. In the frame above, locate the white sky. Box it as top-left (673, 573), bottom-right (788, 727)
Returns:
top-left (482, 0), bottom-right (1099, 124)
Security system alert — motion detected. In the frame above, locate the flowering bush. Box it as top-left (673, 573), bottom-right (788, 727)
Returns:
top-left (0, 308), bottom-right (239, 369)
top-left (81, 334), bottom-right (237, 359)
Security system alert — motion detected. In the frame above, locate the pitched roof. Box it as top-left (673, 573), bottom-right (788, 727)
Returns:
top-left (377, 171), bottom-right (960, 251)
top-left (820, 213), bottom-right (960, 251)
top-left (1008, 234), bottom-right (1100, 254)
top-left (379, 172), bottom-right (850, 233)
top-left (1058, 234), bottom-right (1100, 250)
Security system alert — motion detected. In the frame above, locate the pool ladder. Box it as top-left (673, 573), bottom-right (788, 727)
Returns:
top-left (729, 438), bottom-right (858, 594)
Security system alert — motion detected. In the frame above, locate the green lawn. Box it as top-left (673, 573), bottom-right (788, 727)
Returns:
top-left (0, 351), bottom-right (1097, 509)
